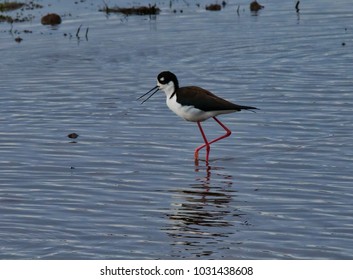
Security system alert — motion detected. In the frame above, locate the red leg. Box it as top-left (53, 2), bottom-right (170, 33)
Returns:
top-left (208, 117), bottom-right (232, 145)
top-left (194, 121), bottom-right (210, 162)
top-left (194, 117), bottom-right (232, 161)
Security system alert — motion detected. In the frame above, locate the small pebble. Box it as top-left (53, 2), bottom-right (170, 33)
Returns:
top-left (15, 37), bottom-right (23, 43)
top-left (250, 1), bottom-right (264, 12)
top-left (68, 133), bottom-right (79, 139)
top-left (41, 13), bottom-right (62, 25)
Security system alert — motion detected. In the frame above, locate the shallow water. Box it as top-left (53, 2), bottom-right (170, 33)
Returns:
top-left (0, 0), bottom-right (352, 259)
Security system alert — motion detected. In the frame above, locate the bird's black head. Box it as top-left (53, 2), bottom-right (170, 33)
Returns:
top-left (157, 71), bottom-right (179, 90)
top-left (137, 71), bottom-right (179, 104)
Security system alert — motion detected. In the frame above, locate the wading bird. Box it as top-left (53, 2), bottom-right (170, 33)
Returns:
top-left (138, 71), bottom-right (257, 162)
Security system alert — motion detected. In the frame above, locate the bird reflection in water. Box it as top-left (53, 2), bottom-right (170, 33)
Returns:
top-left (164, 162), bottom-right (244, 258)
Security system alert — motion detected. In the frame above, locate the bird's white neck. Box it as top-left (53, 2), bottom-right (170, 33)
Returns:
top-left (158, 81), bottom-right (176, 100)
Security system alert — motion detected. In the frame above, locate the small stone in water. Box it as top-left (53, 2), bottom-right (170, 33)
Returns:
top-left (68, 133), bottom-right (79, 139)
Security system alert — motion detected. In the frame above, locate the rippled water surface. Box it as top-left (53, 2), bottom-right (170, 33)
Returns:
top-left (1, 0), bottom-right (352, 259)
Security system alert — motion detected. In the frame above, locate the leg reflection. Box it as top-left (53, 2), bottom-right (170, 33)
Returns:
top-left (165, 161), bottom-right (241, 258)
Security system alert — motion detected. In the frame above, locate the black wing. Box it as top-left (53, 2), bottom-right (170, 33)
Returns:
top-left (176, 86), bottom-right (257, 112)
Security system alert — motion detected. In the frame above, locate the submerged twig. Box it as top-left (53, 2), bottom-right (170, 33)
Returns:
top-left (295, 1), bottom-right (300, 13)
top-left (76, 24), bottom-right (82, 38)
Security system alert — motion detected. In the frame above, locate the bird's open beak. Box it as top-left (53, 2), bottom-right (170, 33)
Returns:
top-left (137, 85), bottom-right (159, 104)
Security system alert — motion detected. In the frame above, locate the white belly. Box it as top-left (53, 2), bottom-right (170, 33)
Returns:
top-left (166, 95), bottom-right (221, 122)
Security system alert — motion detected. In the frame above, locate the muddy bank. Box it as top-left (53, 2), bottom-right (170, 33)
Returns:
top-left (0, 1), bottom-right (42, 23)
top-left (99, 4), bottom-right (160, 16)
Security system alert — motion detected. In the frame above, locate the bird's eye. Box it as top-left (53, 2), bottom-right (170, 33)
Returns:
top-left (159, 76), bottom-right (165, 82)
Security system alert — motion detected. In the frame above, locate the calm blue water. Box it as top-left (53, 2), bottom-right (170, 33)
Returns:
top-left (0, 0), bottom-right (352, 259)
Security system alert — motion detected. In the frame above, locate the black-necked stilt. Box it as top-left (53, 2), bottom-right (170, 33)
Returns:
top-left (138, 71), bottom-right (258, 162)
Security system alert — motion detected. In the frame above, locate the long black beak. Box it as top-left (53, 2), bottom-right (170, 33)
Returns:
top-left (137, 85), bottom-right (160, 104)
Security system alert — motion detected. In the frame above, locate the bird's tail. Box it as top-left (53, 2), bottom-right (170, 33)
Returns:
top-left (240, 105), bottom-right (259, 113)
